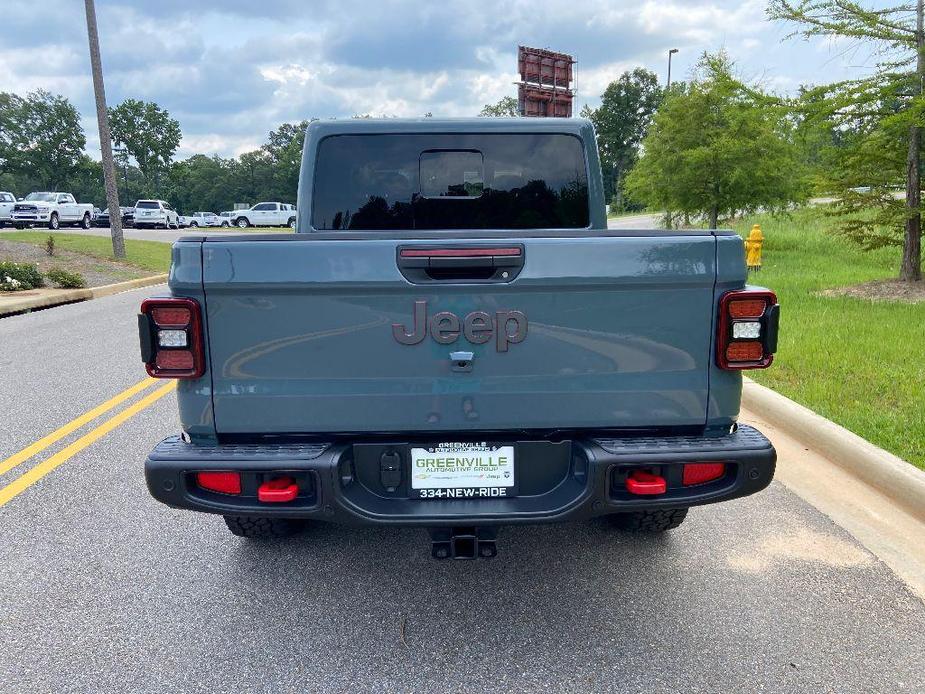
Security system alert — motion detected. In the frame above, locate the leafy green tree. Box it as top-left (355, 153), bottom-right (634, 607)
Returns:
top-left (167, 154), bottom-right (235, 212)
top-left (479, 96), bottom-right (519, 117)
top-left (769, 0), bottom-right (924, 281)
top-left (583, 69), bottom-right (663, 209)
top-left (109, 99), bottom-right (181, 195)
top-left (0, 90), bottom-right (86, 190)
top-left (261, 121), bottom-right (307, 203)
top-left (626, 54), bottom-right (806, 228)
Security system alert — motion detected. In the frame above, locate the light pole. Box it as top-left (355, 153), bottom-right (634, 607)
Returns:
top-left (667, 48), bottom-right (679, 88)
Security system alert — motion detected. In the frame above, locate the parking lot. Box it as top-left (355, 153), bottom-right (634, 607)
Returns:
top-left (1, 289), bottom-right (923, 693)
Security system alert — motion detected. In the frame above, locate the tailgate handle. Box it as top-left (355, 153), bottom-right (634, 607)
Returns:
top-left (397, 246), bottom-right (524, 283)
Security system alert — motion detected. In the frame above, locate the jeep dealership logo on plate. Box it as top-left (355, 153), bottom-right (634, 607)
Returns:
top-left (392, 300), bottom-right (527, 352)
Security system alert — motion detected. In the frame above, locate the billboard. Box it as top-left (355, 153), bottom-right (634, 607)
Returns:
top-left (517, 46), bottom-right (575, 117)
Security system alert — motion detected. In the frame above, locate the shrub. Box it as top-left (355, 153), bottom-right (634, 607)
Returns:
top-left (46, 267), bottom-right (87, 289)
top-left (0, 261), bottom-right (44, 291)
top-left (45, 235), bottom-right (56, 256)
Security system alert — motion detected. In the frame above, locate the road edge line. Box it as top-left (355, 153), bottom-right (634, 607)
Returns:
top-left (0, 381), bottom-right (177, 507)
top-left (742, 377), bottom-right (925, 523)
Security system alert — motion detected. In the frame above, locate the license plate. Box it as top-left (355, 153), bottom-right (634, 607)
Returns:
top-left (410, 443), bottom-right (515, 499)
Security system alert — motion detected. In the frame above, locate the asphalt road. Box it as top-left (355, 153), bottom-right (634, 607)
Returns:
top-left (1, 290), bottom-right (924, 693)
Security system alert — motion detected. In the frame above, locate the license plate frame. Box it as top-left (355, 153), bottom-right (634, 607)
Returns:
top-left (409, 442), bottom-right (516, 500)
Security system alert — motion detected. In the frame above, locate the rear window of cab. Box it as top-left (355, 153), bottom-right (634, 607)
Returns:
top-left (311, 133), bottom-right (589, 231)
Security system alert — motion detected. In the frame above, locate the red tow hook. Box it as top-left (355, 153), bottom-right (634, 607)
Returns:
top-left (625, 470), bottom-right (667, 496)
top-left (257, 476), bottom-right (298, 503)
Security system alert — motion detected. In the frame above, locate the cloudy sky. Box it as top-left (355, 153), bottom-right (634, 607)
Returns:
top-left (0, 0), bottom-right (886, 159)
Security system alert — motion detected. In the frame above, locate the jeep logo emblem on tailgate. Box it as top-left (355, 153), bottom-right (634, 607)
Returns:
top-left (393, 300), bottom-right (527, 352)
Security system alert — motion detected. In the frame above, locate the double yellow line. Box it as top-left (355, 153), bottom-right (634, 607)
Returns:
top-left (0, 377), bottom-right (177, 507)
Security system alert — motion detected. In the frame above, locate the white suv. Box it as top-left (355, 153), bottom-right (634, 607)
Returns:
top-left (134, 200), bottom-right (179, 229)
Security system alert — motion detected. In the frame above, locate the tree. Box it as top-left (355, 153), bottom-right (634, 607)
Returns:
top-left (583, 69), bottom-right (662, 209)
top-left (167, 154), bottom-right (235, 212)
top-left (261, 121), bottom-right (307, 202)
top-left (479, 96), bottom-right (519, 117)
top-left (109, 98), bottom-right (181, 195)
top-left (626, 53), bottom-right (806, 228)
top-left (0, 90), bottom-right (86, 190)
top-left (769, 0), bottom-right (924, 280)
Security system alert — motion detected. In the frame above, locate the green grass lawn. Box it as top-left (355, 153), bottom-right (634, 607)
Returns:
top-left (3, 232), bottom-right (172, 272)
top-left (730, 207), bottom-right (924, 470)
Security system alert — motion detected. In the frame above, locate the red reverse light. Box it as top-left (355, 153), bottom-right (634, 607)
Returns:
top-left (196, 471), bottom-right (241, 495)
top-left (683, 462), bottom-right (726, 486)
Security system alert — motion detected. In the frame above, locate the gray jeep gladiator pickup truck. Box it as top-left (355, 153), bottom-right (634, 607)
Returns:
top-left (140, 118), bottom-right (779, 559)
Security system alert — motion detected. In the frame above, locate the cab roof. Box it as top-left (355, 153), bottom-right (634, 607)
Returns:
top-left (306, 117), bottom-right (593, 138)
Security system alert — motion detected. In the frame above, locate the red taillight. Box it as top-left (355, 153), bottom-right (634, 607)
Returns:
top-left (156, 350), bottom-right (195, 370)
top-left (683, 462), bottom-right (726, 486)
top-left (140, 297), bottom-right (205, 379)
top-left (151, 306), bottom-right (191, 326)
top-left (717, 289), bottom-right (779, 370)
top-left (725, 342), bottom-right (763, 362)
top-left (727, 299), bottom-right (766, 319)
top-left (196, 471), bottom-right (241, 495)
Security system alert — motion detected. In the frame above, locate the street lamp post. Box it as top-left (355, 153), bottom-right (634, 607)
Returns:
top-left (667, 48), bottom-right (679, 88)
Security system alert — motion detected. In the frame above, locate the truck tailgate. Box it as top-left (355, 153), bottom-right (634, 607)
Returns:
top-left (201, 234), bottom-right (717, 434)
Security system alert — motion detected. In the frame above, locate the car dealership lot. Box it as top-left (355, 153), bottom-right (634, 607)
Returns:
top-left (0, 290), bottom-right (924, 693)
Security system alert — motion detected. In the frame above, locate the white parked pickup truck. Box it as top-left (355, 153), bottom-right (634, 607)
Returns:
top-left (10, 192), bottom-right (94, 230)
top-left (134, 200), bottom-right (180, 230)
top-left (231, 202), bottom-right (297, 229)
top-left (0, 191), bottom-right (16, 227)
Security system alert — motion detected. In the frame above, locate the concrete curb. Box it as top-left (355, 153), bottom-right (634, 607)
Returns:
top-left (0, 274), bottom-right (167, 316)
top-left (742, 378), bottom-right (925, 523)
top-left (89, 274), bottom-right (168, 299)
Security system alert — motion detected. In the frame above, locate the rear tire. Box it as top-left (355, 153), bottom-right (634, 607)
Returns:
top-left (80, 213), bottom-right (91, 229)
top-left (48, 213), bottom-right (59, 230)
top-left (288, 217), bottom-right (296, 229)
top-left (223, 515), bottom-right (305, 539)
top-left (610, 508), bottom-right (688, 532)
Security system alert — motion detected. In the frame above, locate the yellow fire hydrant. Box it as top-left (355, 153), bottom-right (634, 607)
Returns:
top-left (745, 224), bottom-right (764, 272)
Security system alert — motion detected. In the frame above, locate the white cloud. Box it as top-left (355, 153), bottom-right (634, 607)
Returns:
top-left (0, 0), bottom-right (890, 158)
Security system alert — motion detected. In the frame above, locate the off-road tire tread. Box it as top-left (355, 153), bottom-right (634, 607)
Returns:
top-left (612, 508), bottom-right (688, 532)
top-left (223, 515), bottom-right (303, 538)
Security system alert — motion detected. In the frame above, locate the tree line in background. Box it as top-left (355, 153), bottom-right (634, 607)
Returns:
top-left (0, 92), bottom-right (303, 214)
top-left (2, 0), bottom-right (922, 282)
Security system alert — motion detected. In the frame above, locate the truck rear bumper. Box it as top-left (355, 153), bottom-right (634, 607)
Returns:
top-left (145, 426), bottom-right (776, 526)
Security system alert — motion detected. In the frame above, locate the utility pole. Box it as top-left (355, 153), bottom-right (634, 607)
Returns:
top-left (902, 0), bottom-right (924, 281)
top-left (84, 0), bottom-right (125, 259)
top-left (667, 48), bottom-right (679, 88)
